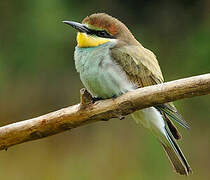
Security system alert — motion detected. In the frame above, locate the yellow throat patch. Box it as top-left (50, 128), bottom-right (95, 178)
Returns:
top-left (77, 32), bottom-right (110, 48)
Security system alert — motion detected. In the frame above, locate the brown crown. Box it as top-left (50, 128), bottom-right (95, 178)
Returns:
top-left (82, 13), bottom-right (139, 45)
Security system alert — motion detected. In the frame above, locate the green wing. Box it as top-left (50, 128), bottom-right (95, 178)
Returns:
top-left (111, 45), bottom-right (189, 139)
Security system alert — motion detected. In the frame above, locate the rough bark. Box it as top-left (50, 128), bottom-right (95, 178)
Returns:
top-left (0, 73), bottom-right (209, 151)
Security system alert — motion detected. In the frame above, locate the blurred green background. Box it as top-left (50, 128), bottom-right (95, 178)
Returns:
top-left (0, 0), bottom-right (210, 179)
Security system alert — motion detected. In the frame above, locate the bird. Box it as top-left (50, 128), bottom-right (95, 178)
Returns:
top-left (63, 13), bottom-right (192, 175)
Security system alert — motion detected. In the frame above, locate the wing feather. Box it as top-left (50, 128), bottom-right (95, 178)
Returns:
top-left (111, 45), bottom-right (163, 87)
top-left (111, 44), bottom-right (189, 133)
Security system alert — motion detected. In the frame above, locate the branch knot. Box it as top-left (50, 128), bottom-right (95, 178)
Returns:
top-left (79, 88), bottom-right (93, 109)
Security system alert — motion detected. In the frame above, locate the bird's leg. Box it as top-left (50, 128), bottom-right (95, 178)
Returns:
top-left (80, 89), bottom-right (125, 120)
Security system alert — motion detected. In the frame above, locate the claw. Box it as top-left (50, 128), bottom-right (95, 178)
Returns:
top-left (92, 97), bottom-right (103, 103)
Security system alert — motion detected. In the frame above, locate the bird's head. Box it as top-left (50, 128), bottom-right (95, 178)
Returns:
top-left (63, 13), bottom-right (139, 48)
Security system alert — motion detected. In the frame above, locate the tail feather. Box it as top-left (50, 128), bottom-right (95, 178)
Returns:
top-left (132, 107), bottom-right (192, 176)
top-left (164, 113), bottom-right (182, 140)
top-left (161, 126), bottom-right (192, 175)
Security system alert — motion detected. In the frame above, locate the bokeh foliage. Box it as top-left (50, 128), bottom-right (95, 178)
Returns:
top-left (0, 0), bottom-right (209, 179)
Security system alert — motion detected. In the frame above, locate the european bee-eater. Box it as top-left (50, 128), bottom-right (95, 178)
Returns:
top-left (63, 13), bottom-right (192, 175)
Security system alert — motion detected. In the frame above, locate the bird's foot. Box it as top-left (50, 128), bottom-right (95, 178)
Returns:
top-left (118, 115), bottom-right (125, 120)
top-left (92, 97), bottom-right (103, 103)
top-left (111, 95), bottom-right (118, 99)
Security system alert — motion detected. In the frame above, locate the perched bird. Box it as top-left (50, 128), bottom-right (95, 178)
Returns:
top-left (63, 13), bottom-right (192, 175)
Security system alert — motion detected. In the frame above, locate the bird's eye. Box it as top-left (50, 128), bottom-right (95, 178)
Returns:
top-left (97, 30), bottom-right (109, 37)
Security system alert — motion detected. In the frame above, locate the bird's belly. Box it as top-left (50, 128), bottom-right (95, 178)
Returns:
top-left (74, 44), bottom-right (135, 99)
top-left (80, 59), bottom-right (134, 98)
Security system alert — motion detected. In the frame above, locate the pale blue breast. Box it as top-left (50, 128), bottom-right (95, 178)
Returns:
top-left (74, 42), bottom-right (135, 99)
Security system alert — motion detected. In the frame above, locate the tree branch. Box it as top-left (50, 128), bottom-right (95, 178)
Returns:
top-left (0, 74), bottom-right (210, 151)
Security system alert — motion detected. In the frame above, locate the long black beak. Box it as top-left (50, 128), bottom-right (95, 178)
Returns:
top-left (63, 21), bottom-right (91, 33)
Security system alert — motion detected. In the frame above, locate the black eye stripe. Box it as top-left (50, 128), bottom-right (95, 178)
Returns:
top-left (87, 29), bottom-right (115, 39)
